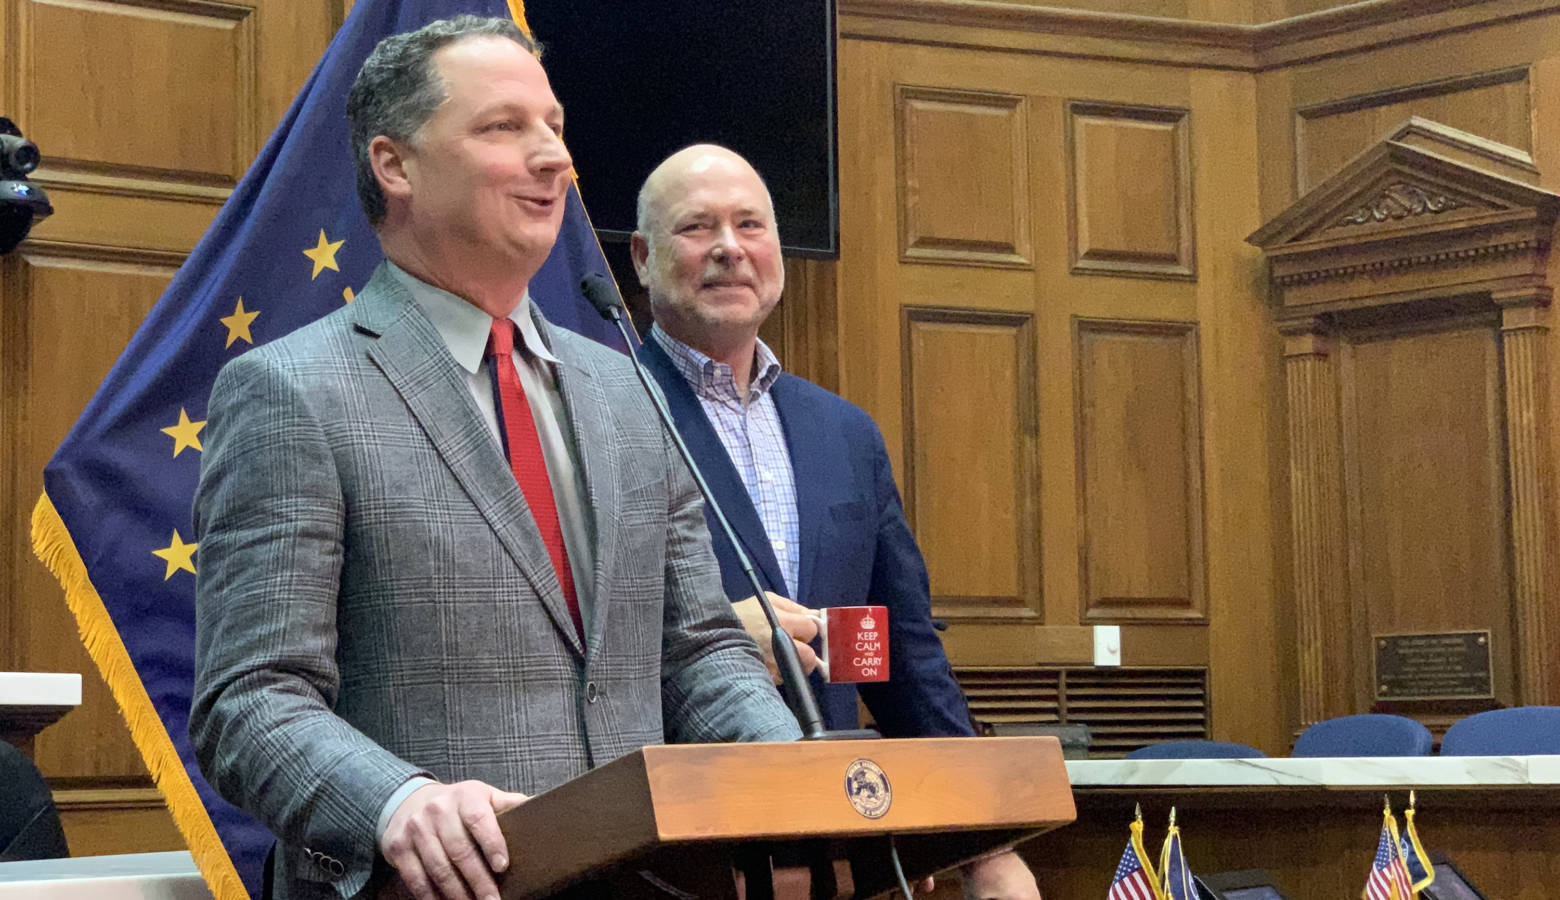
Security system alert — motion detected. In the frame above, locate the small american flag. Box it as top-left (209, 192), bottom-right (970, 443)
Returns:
top-left (1110, 819), bottom-right (1163, 900)
top-left (1364, 818), bottom-right (1413, 900)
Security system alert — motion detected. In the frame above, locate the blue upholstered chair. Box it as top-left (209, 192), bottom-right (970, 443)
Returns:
top-left (1125, 740), bottom-right (1266, 759)
top-left (1440, 706), bottom-right (1560, 756)
top-left (1291, 713), bottom-right (1433, 757)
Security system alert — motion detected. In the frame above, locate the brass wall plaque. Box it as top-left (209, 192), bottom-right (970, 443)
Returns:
top-left (1374, 631), bottom-right (1493, 701)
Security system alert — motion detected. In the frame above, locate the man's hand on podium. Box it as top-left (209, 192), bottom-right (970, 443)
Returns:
top-left (380, 780), bottom-right (530, 900)
top-left (731, 592), bottom-right (820, 683)
top-left (961, 849), bottom-right (1041, 900)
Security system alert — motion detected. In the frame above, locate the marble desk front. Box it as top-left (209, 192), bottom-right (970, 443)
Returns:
top-left (1015, 756), bottom-right (1560, 899)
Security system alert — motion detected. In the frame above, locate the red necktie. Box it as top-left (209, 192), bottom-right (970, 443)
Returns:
top-left (487, 318), bottom-right (583, 641)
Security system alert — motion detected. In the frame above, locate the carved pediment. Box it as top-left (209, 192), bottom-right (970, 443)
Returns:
top-left (1249, 141), bottom-right (1548, 249)
top-left (1247, 118), bottom-right (1560, 315)
top-left (1332, 182), bottom-right (1467, 228)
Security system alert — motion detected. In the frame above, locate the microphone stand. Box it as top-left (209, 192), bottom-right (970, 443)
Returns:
top-left (581, 274), bottom-right (852, 740)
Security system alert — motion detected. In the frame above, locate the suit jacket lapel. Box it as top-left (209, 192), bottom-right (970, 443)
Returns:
top-left (639, 338), bottom-right (789, 597)
top-left (354, 266), bottom-right (585, 657)
top-left (773, 377), bottom-right (830, 607)
top-left (532, 313), bottom-right (616, 657)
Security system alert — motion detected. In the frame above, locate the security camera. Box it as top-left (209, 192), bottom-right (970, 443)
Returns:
top-left (1, 117), bottom-right (53, 255)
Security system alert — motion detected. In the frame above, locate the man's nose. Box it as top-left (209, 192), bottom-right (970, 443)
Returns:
top-left (532, 129), bottom-right (573, 178)
top-left (710, 224), bottom-right (743, 260)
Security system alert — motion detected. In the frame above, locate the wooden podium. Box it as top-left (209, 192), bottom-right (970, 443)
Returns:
top-left (471, 736), bottom-right (1074, 899)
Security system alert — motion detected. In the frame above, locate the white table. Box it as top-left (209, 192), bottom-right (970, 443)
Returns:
top-left (0, 852), bottom-right (211, 899)
top-left (0, 672), bottom-right (82, 754)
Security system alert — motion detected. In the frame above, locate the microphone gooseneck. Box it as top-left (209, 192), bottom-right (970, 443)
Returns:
top-left (580, 273), bottom-right (828, 741)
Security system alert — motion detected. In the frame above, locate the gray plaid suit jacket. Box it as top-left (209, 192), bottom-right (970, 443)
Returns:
top-left (190, 263), bottom-right (800, 899)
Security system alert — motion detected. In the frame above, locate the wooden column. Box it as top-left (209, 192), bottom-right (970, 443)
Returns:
top-left (1495, 288), bottom-right (1558, 705)
top-left (1280, 321), bottom-right (1351, 726)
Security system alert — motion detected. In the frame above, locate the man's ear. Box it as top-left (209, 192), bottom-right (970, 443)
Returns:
top-left (629, 232), bottom-right (652, 287)
top-left (369, 135), bottom-right (413, 206)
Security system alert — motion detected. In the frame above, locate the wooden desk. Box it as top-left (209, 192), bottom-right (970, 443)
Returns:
top-left (1015, 757), bottom-right (1560, 900)
top-left (0, 672), bottom-right (81, 756)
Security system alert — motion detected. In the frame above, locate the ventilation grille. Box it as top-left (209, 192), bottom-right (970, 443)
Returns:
top-left (957, 667), bottom-right (1208, 757)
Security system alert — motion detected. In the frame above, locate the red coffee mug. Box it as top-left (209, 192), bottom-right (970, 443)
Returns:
top-left (814, 605), bottom-right (890, 683)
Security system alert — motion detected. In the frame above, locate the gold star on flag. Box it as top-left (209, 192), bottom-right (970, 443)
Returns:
top-left (160, 408), bottom-right (206, 457)
top-left (220, 297), bottom-right (260, 348)
top-left (303, 229), bottom-right (345, 280)
top-left (343, 286), bottom-right (355, 304)
top-left (152, 530), bottom-right (198, 580)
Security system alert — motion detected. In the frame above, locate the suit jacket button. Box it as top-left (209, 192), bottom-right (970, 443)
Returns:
top-left (586, 681), bottom-right (599, 703)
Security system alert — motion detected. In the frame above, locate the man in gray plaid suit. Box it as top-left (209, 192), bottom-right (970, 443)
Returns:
top-left (189, 17), bottom-right (800, 900)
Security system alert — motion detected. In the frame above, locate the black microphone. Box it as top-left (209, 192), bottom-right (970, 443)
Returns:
top-left (580, 273), bottom-right (828, 740)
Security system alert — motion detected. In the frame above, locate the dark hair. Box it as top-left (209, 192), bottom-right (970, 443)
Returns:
top-left (346, 16), bottom-right (538, 225)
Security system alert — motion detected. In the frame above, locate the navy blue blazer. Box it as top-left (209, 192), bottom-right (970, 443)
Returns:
top-left (640, 338), bottom-right (974, 737)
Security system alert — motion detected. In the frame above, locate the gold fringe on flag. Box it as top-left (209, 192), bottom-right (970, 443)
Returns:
top-left (1404, 793), bottom-right (1435, 896)
top-left (507, 0), bottom-right (530, 36)
top-left (30, 493), bottom-right (249, 900)
top-left (1131, 805), bottom-right (1169, 900)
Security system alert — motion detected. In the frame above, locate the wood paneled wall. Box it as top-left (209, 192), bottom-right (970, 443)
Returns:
top-left (829, 0), bottom-right (1560, 759)
top-left (0, 0), bottom-right (341, 856)
top-left (832, 16), bottom-right (1283, 751)
top-left (9, 0), bottom-right (1560, 861)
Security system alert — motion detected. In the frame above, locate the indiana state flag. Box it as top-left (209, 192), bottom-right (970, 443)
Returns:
top-left (1400, 798), bottom-right (1435, 895)
top-left (30, 1), bottom-right (619, 898)
top-left (1159, 810), bottom-right (1198, 900)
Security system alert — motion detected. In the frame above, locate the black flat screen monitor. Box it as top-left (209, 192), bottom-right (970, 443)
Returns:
top-left (1423, 854), bottom-right (1488, 900)
top-left (527, 1), bottom-right (839, 258)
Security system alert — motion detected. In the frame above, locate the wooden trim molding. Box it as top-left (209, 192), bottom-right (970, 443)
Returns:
top-left (1279, 322), bottom-right (1352, 726)
top-left (1495, 289), bottom-right (1558, 705)
top-left (839, 0), bottom-right (1560, 72)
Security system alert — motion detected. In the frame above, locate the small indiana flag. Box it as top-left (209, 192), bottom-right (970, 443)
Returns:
top-left (1110, 813), bottom-right (1165, 900)
top-left (1364, 810), bottom-right (1414, 900)
top-left (1159, 811), bottom-right (1198, 900)
top-left (1400, 793), bottom-right (1436, 895)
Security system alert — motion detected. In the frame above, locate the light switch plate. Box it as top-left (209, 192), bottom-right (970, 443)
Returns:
top-left (1093, 625), bottom-right (1121, 666)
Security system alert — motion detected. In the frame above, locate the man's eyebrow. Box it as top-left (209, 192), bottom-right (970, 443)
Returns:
top-left (471, 100), bottom-right (565, 122)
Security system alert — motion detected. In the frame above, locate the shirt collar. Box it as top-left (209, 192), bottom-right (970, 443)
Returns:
top-left (387, 260), bottom-right (560, 373)
top-left (650, 323), bottom-right (783, 402)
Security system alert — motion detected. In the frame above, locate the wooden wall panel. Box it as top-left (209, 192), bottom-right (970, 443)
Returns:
top-left (1067, 102), bottom-right (1195, 280)
top-left (1294, 68), bottom-right (1533, 194)
top-left (6, 253), bottom-right (174, 779)
top-left (1074, 319), bottom-right (1205, 622)
top-left (1339, 319), bottom-right (1516, 707)
top-left (901, 308), bottom-right (1040, 621)
top-left (895, 86), bottom-right (1032, 268)
top-left (837, 34), bottom-right (1276, 742)
top-left (18, 0), bottom-right (256, 188)
top-left (1, 0), bottom-right (341, 858)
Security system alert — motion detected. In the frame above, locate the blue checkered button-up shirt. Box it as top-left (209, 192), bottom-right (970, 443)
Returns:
top-left (651, 324), bottom-right (800, 598)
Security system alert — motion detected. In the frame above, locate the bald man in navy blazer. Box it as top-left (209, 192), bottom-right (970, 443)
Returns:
top-left (630, 144), bottom-right (1040, 900)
